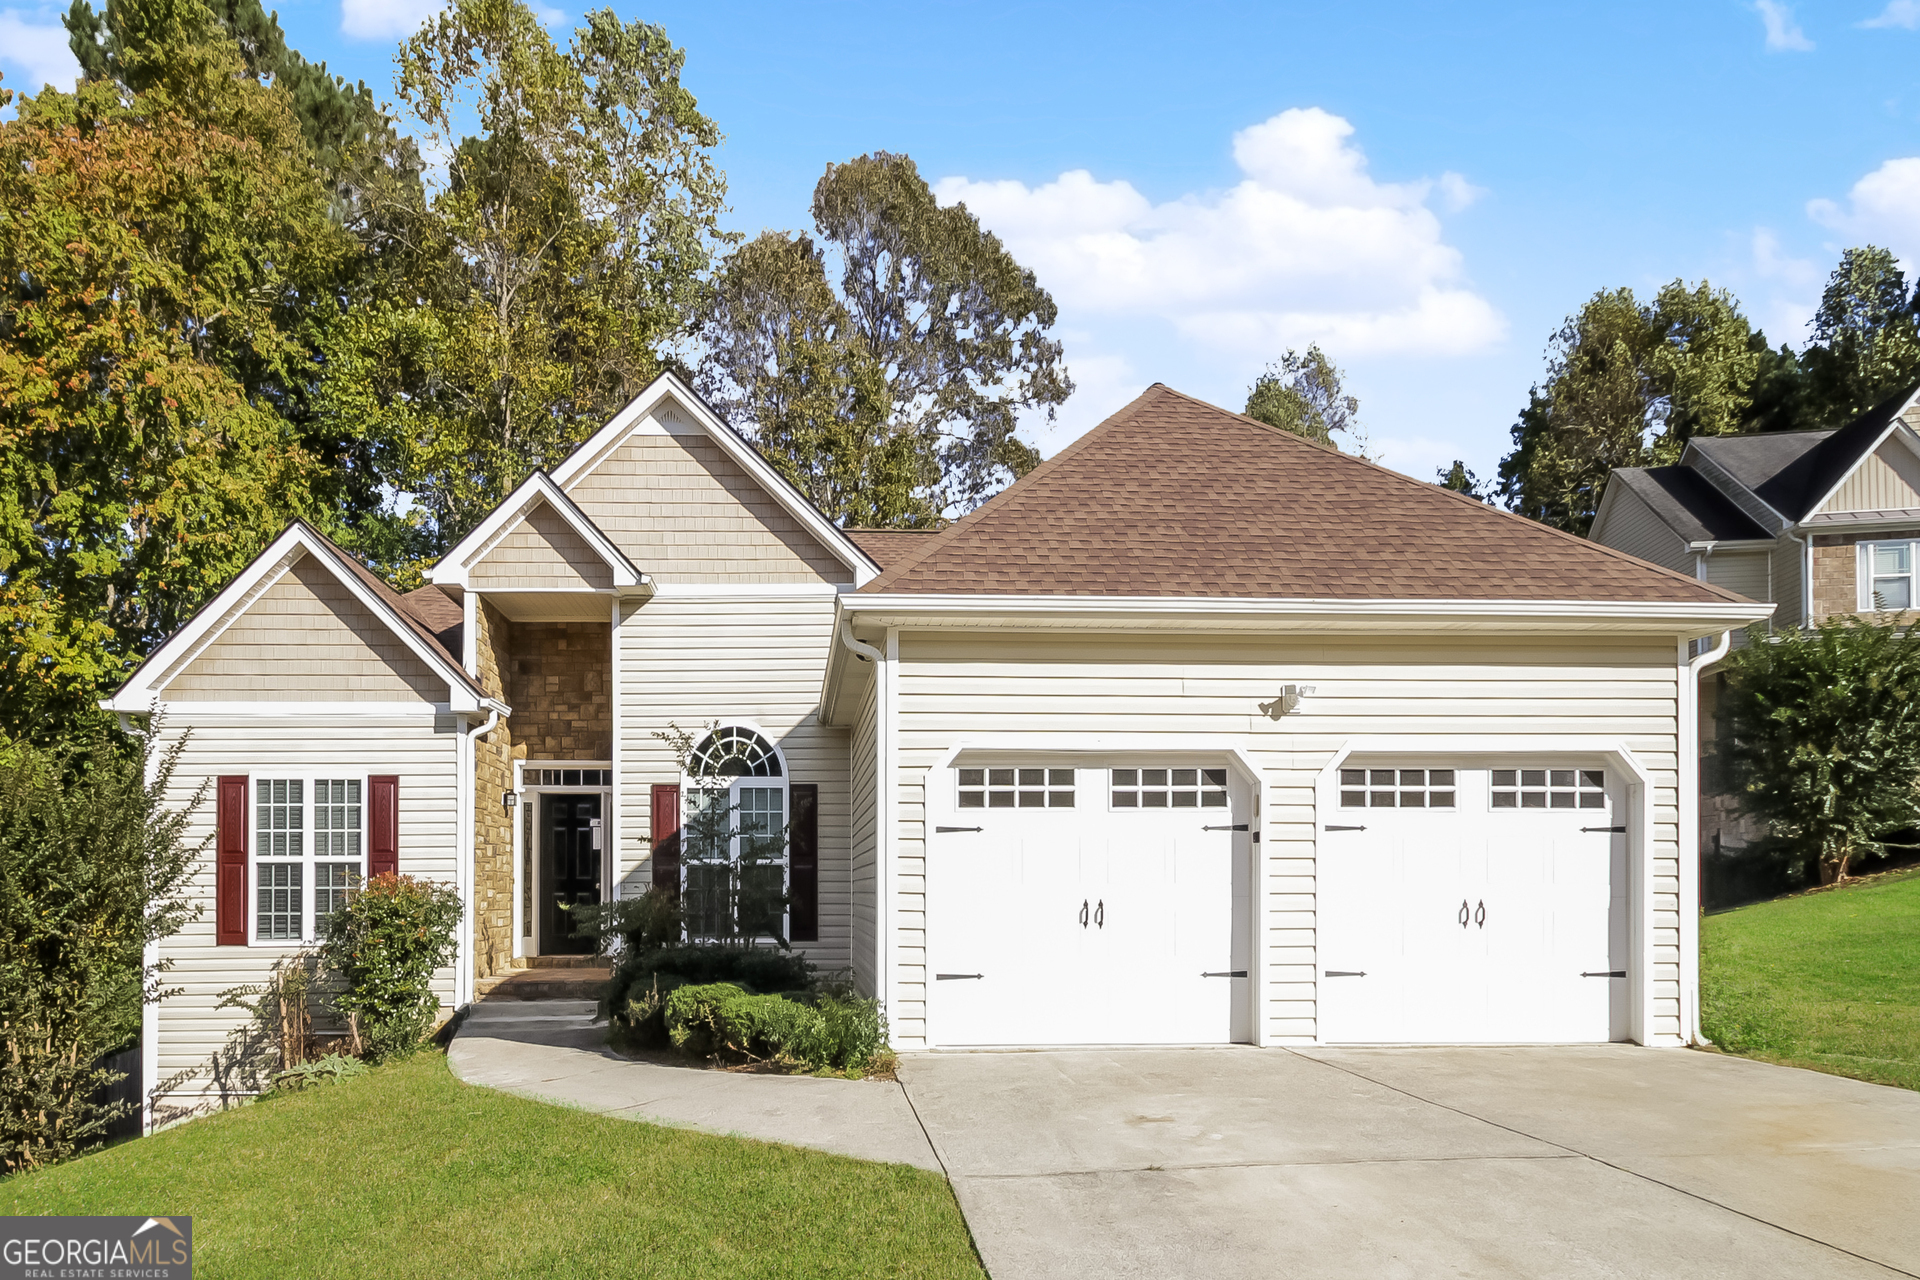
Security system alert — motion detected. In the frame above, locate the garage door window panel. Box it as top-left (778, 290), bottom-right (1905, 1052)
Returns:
top-left (1491, 768), bottom-right (1606, 810)
top-left (1111, 767), bottom-right (1227, 809)
top-left (958, 768), bottom-right (1074, 809)
top-left (1338, 768), bottom-right (1455, 809)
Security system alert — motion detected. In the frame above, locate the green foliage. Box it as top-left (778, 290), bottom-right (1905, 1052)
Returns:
top-left (602, 941), bottom-right (814, 1049)
top-left (329, 0), bottom-right (732, 553)
top-left (1800, 247), bottom-right (1920, 428)
top-left (319, 873), bottom-right (461, 1062)
top-left (1497, 280), bottom-right (1768, 534)
top-left (571, 885), bottom-right (683, 956)
top-left (701, 152), bottom-right (1071, 520)
top-left (268, 1051), bottom-right (368, 1094)
top-left (1244, 345), bottom-right (1366, 452)
top-left (1, 0), bottom-right (349, 736)
top-left (1435, 460), bottom-right (1492, 502)
top-left (655, 721), bottom-right (791, 946)
top-left (0, 721), bottom-right (200, 1171)
top-left (1720, 615), bottom-right (1920, 884)
top-left (662, 982), bottom-right (886, 1073)
top-left (662, 981), bottom-right (744, 1057)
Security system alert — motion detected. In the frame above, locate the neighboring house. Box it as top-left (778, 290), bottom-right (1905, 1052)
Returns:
top-left (1589, 384), bottom-right (1920, 851)
top-left (111, 375), bottom-right (1765, 1125)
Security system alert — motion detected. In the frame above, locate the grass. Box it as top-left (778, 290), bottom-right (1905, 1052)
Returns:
top-left (1702, 866), bottom-right (1920, 1091)
top-left (1, 1052), bottom-right (984, 1280)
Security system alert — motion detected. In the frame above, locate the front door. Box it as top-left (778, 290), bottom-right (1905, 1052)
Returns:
top-left (541, 793), bottom-right (601, 954)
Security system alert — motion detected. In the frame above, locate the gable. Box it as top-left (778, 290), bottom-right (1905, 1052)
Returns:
top-left (470, 500), bottom-right (615, 591)
top-left (1810, 433), bottom-right (1920, 519)
top-left (160, 553), bottom-right (448, 702)
top-left (566, 424), bottom-right (854, 585)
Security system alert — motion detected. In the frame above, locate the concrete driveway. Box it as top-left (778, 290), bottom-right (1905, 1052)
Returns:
top-left (896, 1046), bottom-right (1920, 1279)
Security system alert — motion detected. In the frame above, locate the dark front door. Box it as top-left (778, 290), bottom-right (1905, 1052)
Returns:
top-left (541, 794), bottom-right (601, 954)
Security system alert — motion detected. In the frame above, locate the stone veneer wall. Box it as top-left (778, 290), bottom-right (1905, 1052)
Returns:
top-left (471, 600), bottom-right (520, 979)
top-left (504, 622), bottom-right (613, 761)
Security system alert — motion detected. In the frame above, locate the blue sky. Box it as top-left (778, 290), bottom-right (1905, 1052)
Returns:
top-left (8, 0), bottom-right (1920, 485)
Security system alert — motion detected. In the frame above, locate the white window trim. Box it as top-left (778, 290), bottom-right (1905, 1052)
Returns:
top-left (248, 772), bottom-right (368, 947)
top-left (510, 760), bottom-right (616, 955)
top-left (678, 725), bottom-right (790, 943)
top-left (1858, 538), bottom-right (1920, 612)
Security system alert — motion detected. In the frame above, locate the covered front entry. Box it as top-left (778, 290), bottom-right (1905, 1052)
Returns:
top-left (540, 793), bottom-right (602, 955)
top-left (928, 759), bottom-right (1252, 1047)
top-left (1316, 761), bottom-right (1629, 1044)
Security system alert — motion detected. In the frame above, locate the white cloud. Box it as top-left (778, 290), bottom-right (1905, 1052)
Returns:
top-left (1755, 0), bottom-right (1814, 51)
top-left (1807, 157), bottom-right (1920, 261)
top-left (1862, 1), bottom-right (1920, 29)
top-left (1436, 171), bottom-right (1485, 212)
top-left (935, 107), bottom-right (1503, 361)
top-left (1746, 227), bottom-right (1823, 345)
top-left (341, 0), bottom-right (561, 39)
top-left (0, 8), bottom-right (82, 94)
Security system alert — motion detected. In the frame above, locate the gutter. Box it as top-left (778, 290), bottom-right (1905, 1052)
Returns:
top-left (1681, 630), bottom-right (1732, 1047)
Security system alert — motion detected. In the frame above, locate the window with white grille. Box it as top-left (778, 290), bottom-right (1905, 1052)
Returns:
top-left (958, 768), bottom-right (1076, 809)
top-left (1491, 768), bottom-right (1606, 810)
top-left (254, 776), bottom-right (366, 942)
top-left (1340, 769), bottom-right (1456, 809)
top-left (1111, 768), bottom-right (1227, 809)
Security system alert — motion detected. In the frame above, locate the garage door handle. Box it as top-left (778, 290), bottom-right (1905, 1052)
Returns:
top-left (936, 826), bottom-right (984, 833)
top-left (936, 973), bottom-right (984, 980)
top-left (1582, 825), bottom-right (1626, 833)
top-left (1581, 971), bottom-right (1627, 978)
top-left (1202, 970), bottom-right (1248, 978)
top-left (1324, 970), bottom-right (1367, 977)
top-left (1079, 899), bottom-right (1089, 928)
top-left (1095, 899), bottom-right (1104, 929)
top-left (1325, 824), bottom-right (1366, 832)
top-left (1459, 899), bottom-right (1470, 928)
top-left (1475, 900), bottom-right (1486, 929)
top-left (1203, 824), bottom-right (1249, 831)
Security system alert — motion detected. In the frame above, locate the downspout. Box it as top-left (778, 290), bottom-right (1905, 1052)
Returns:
top-left (1680, 630), bottom-right (1731, 1047)
top-left (836, 620), bottom-right (888, 1013)
top-left (1793, 529), bottom-right (1813, 625)
top-left (457, 704), bottom-right (503, 1009)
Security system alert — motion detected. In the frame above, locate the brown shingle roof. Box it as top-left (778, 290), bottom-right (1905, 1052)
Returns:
top-left (843, 528), bottom-right (944, 571)
top-left (861, 385), bottom-right (1743, 604)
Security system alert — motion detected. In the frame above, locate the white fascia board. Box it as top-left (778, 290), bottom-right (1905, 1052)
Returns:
top-left (1799, 387), bottom-right (1920, 522)
top-left (427, 471), bottom-right (645, 591)
top-left (545, 372), bottom-right (882, 588)
top-left (109, 523), bottom-right (485, 714)
top-left (841, 593), bottom-right (1775, 633)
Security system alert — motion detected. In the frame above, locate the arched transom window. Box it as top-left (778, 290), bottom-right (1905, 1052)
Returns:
top-left (688, 726), bottom-right (783, 779)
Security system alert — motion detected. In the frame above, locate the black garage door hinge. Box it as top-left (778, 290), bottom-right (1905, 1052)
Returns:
top-left (935, 826), bottom-right (983, 833)
top-left (1324, 824), bottom-right (1366, 832)
top-left (935, 973), bottom-right (984, 981)
top-left (1203, 823), bottom-right (1249, 831)
top-left (1323, 970), bottom-right (1367, 977)
top-left (1200, 970), bottom-right (1249, 978)
top-left (1582, 825), bottom-right (1626, 833)
top-left (1580, 971), bottom-right (1627, 978)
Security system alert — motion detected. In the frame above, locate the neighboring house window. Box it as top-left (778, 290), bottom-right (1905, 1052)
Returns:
top-left (681, 728), bottom-right (787, 941)
top-left (255, 776), bottom-right (364, 943)
top-left (1860, 540), bottom-right (1920, 611)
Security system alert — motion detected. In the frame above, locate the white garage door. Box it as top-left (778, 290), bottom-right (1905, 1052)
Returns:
top-left (928, 763), bottom-right (1252, 1046)
top-left (1316, 763), bottom-right (1629, 1044)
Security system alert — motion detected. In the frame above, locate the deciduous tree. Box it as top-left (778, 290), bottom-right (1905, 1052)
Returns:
top-left (1244, 345), bottom-right (1366, 452)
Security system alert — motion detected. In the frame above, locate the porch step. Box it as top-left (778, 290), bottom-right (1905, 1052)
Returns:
top-left (475, 968), bottom-right (611, 1002)
top-left (522, 955), bottom-right (605, 970)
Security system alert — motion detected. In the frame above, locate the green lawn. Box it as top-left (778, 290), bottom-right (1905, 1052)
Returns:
top-left (1702, 867), bottom-right (1920, 1091)
top-left (1, 1052), bottom-right (984, 1279)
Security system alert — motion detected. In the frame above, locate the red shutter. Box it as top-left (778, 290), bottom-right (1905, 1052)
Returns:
top-left (789, 784), bottom-right (818, 943)
top-left (216, 776), bottom-right (248, 945)
top-left (651, 784), bottom-right (681, 897)
top-left (369, 776), bottom-right (399, 879)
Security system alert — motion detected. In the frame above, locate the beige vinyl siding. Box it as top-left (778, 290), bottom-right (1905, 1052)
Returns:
top-left (162, 554), bottom-right (446, 702)
top-left (1593, 486), bottom-right (1692, 573)
top-left (1771, 535), bottom-right (1807, 628)
top-left (567, 429), bottom-right (852, 585)
top-left (846, 667), bottom-right (880, 997)
top-left (1811, 445), bottom-right (1920, 517)
top-left (1702, 549), bottom-right (1768, 603)
top-left (146, 714), bottom-right (459, 1122)
top-left (891, 631), bottom-right (1683, 1049)
top-left (469, 501), bottom-right (613, 591)
top-left (614, 594), bottom-right (851, 970)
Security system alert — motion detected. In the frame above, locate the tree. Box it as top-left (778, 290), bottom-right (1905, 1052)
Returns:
top-left (328, 0), bottom-right (733, 551)
top-left (1798, 247), bottom-right (1920, 427)
top-left (701, 152), bottom-right (1072, 522)
top-left (1436, 460), bottom-right (1492, 502)
top-left (1497, 281), bottom-right (1768, 534)
top-left (0, 722), bottom-right (200, 1170)
top-left (1, 0), bottom-right (340, 736)
top-left (1244, 345), bottom-right (1366, 451)
top-left (698, 233), bottom-right (930, 526)
top-left (1721, 615), bottom-right (1920, 885)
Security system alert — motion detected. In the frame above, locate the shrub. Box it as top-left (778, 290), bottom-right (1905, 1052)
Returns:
top-left (268, 1052), bottom-right (368, 1094)
top-left (570, 887), bottom-right (682, 957)
top-left (663, 983), bottom-right (746, 1057)
top-left (601, 942), bottom-right (814, 1029)
top-left (662, 983), bottom-right (887, 1074)
top-left (0, 721), bottom-right (199, 1172)
top-left (808, 995), bottom-right (887, 1071)
top-left (320, 874), bottom-right (461, 1062)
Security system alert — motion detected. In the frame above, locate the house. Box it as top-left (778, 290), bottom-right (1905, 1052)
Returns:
top-left (1589, 383), bottom-right (1920, 851)
top-left (110, 375), bottom-right (1767, 1123)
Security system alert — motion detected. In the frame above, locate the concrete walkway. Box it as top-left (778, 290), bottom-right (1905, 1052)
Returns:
top-left (899, 1045), bottom-right (1920, 1280)
top-left (447, 1001), bottom-right (940, 1171)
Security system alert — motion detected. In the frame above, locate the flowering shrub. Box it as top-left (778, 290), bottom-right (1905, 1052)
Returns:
top-left (320, 874), bottom-right (460, 1062)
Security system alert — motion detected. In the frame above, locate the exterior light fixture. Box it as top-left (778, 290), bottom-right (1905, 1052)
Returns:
top-left (1258, 685), bottom-right (1315, 720)
top-left (503, 791), bottom-right (518, 810)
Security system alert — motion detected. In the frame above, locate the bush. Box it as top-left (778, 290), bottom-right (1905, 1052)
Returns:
top-left (320, 874), bottom-right (461, 1062)
top-left (601, 941), bottom-right (814, 1030)
top-left (570, 887), bottom-right (682, 956)
top-left (661, 982), bottom-right (887, 1074)
top-left (0, 721), bottom-right (199, 1172)
top-left (663, 982), bottom-right (746, 1057)
top-left (268, 1052), bottom-right (368, 1094)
